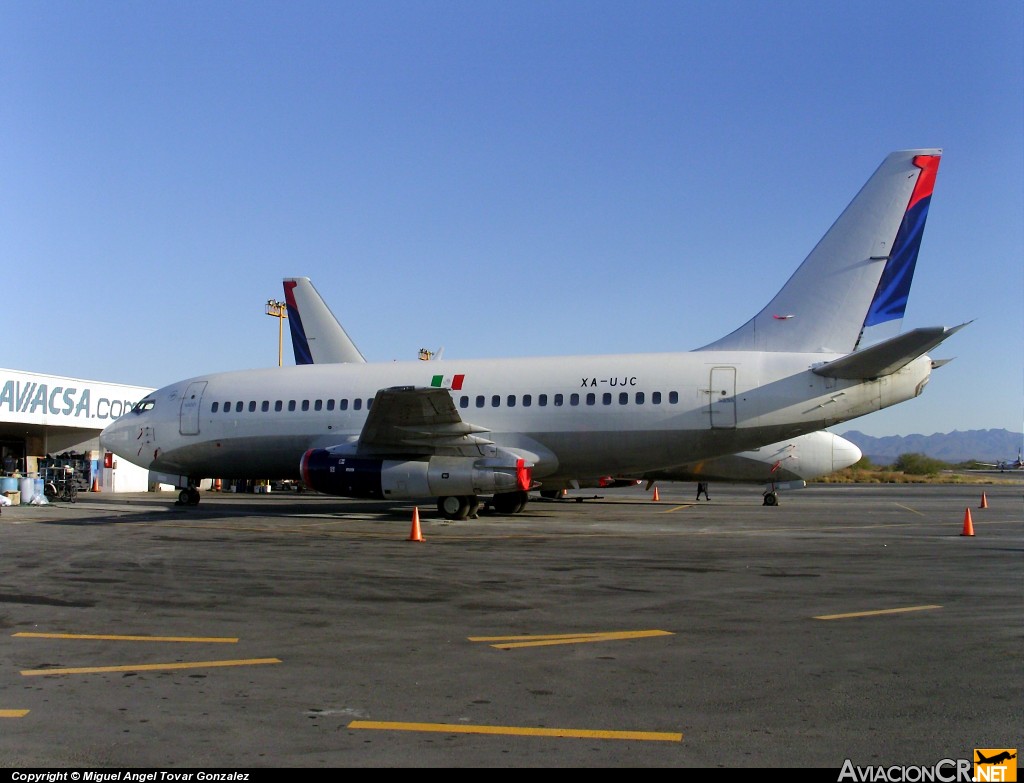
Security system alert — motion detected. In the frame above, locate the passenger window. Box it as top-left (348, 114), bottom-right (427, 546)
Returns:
top-left (326, 399), bottom-right (335, 411)
top-left (491, 395), bottom-right (500, 407)
top-left (602, 393), bottom-right (611, 405)
top-left (367, 398), bottom-right (373, 409)
top-left (301, 400), bottom-right (310, 412)
top-left (554, 393), bottom-right (563, 406)
top-left (570, 393), bottom-right (579, 406)
top-left (619, 392), bottom-right (628, 405)
top-left (586, 393), bottom-right (595, 405)
top-left (354, 399), bottom-right (362, 411)
top-left (460, 396), bottom-right (469, 409)
top-left (669, 391), bottom-right (679, 404)
top-left (248, 401), bottom-right (256, 412)
top-left (223, 401), bottom-right (231, 411)
top-left (340, 399), bottom-right (348, 410)
top-left (314, 400), bottom-right (323, 411)
top-left (211, 402), bottom-right (219, 413)
top-left (235, 401), bottom-right (243, 413)
top-left (475, 395), bottom-right (484, 408)
top-left (507, 395), bottom-right (516, 407)
top-left (288, 400), bottom-right (296, 412)
top-left (538, 394), bottom-right (547, 406)
top-left (523, 394), bottom-right (531, 407)
top-left (261, 401), bottom-right (269, 412)
top-left (275, 401), bottom-right (283, 412)
top-left (635, 392), bottom-right (645, 405)
top-left (652, 392), bottom-right (662, 404)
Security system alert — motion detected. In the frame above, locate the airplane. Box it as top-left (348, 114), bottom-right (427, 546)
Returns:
top-left (281, 275), bottom-right (865, 505)
top-left (975, 450), bottom-right (1024, 471)
top-left (976, 751), bottom-right (1016, 765)
top-left (100, 149), bottom-right (967, 519)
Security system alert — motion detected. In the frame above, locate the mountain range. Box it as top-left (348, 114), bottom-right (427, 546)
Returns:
top-left (839, 428), bottom-right (1023, 465)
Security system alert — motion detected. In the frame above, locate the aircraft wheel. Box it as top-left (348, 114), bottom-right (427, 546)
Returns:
top-left (438, 495), bottom-right (470, 520)
top-left (178, 489), bottom-right (191, 505)
top-left (492, 490), bottom-right (529, 515)
top-left (188, 488), bottom-right (201, 506)
top-left (763, 492), bottom-right (778, 506)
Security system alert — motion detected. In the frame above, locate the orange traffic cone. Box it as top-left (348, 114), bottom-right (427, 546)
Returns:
top-left (960, 508), bottom-right (975, 537)
top-left (652, 486), bottom-right (660, 502)
top-left (408, 506), bottom-right (425, 542)
top-left (979, 492), bottom-right (988, 509)
top-left (213, 478), bottom-right (222, 492)
top-left (91, 477), bottom-right (100, 493)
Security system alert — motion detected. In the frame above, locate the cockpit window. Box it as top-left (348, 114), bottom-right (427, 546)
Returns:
top-left (132, 399), bottom-right (156, 414)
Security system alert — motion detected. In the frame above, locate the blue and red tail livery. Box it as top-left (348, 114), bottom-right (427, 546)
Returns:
top-left (862, 154), bottom-right (941, 330)
top-left (283, 279), bottom-right (315, 366)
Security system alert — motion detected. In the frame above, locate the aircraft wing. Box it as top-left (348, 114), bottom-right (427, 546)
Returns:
top-left (357, 386), bottom-right (495, 455)
top-left (813, 323), bottom-right (970, 380)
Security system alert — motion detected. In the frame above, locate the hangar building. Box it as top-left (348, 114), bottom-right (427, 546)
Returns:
top-left (0, 367), bottom-right (155, 494)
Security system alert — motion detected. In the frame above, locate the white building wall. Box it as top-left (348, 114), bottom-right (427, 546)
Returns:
top-left (1, 368), bottom-right (156, 494)
top-left (0, 368), bottom-right (153, 429)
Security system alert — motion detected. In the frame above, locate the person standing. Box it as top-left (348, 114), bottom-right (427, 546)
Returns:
top-left (696, 481), bottom-right (710, 501)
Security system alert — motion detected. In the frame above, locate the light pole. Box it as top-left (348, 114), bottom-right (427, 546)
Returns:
top-left (265, 299), bottom-right (287, 367)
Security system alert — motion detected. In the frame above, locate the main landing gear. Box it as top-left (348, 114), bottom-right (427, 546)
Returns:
top-left (436, 489), bottom-right (530, 520)
top-left (762, 489), bottom-right (779, 506)
top-left (437, 494), bottom-right (482, 520)
top-left (177, 485), bottom-right (201, 506)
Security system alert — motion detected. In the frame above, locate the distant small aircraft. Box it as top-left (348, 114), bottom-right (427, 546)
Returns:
top-left (976, 450), bottom-right (1024, 471)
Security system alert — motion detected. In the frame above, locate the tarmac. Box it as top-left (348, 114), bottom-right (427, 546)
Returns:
top-left (0, 481), bottom-right (1021, 768)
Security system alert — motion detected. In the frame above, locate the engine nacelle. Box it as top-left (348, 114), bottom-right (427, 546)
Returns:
top-left (300, 450), bottom-right (529, 500)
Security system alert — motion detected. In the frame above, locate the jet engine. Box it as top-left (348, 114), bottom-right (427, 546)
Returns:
top-left (300, 450), bottom-right (531, 500)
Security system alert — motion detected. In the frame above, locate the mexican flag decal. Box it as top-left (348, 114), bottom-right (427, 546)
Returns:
top-left (430, 374), bottom-right (465, 390)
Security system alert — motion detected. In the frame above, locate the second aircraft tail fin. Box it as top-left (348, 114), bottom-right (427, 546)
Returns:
top-left (283, 277), bottom-right (367, 365)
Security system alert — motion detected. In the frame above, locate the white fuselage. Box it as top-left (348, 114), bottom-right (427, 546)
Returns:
top-left (100, 350), bottom-right (931, 487)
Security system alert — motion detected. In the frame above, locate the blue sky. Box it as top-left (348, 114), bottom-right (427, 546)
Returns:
top-left (2, 1), bottom-right (1021, 439)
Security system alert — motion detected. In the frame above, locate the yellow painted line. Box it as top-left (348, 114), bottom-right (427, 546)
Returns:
top-left (659, 504), bottom-right (694, 513)
top-left (348, 720), bottom-right (682, 742)
top-left (14, 632), bottom-right (238, 643)
top-left (21, 658), bottom-right (281, 676)
top-left (815, 605), bottom-right (942, 620)
top-left (1, 709), bottom-right (30, 718)
top-left (895, 503), bottom-right (926, 516)
top-left (469, 630), bottom-right (673, 649)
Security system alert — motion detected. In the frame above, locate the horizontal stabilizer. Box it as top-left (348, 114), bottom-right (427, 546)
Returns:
top-left (813, 322), bottom-right (971, 380)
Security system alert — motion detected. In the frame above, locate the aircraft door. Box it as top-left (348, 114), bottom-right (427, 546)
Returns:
top-left (179, 381), bottom-right (208, 436)
top-left (708, 367), bottom-right (736, 428)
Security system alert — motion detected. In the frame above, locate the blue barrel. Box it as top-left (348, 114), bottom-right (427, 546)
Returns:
top-left (0, 477), bottom-right (18, 493)
top-left (19, 478), bottom-right (34, 503)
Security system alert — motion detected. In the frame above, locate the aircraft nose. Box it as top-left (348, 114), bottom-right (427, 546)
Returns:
top-left (99, 419), bottom-right (128, 456)
top-left (832, 437), bottom-right (862, 471)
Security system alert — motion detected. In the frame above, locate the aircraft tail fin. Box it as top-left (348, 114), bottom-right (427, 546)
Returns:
top-left (698, 150), bottom-right (942, 354)
top-left (282, 277), bottom-right (367, 365)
